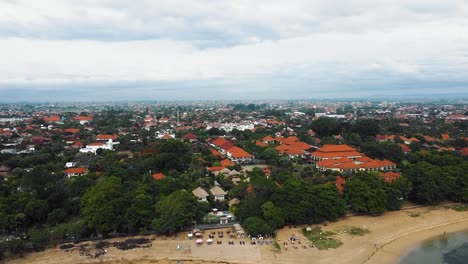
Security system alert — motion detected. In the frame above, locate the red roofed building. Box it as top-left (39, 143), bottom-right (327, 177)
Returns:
top-left (43, 116), bottom-right (61, 123)
top-left (72, 141), bottom-right (83, 149)
top-left (262, 135), bottom-right (275, 143)
top-left (211, 137), bottom-right (229, 147)
top-left (64, 167), bottom-right (88, 178)
top-left (152, 172), bottom-right (165, 180)
top-left (96, 134), bottom-right (118, 141)
top-left (220, 159), bottom-right (234, 167)
top-left (255, 140), bottom-right (268, 147)
top-left (441, 133), bottom-right (450, 141)
top-left (459, 147), bottom-right (468, 156)
top-left (311, 144), bottom-right (363, 161)
top-left (161, 134), bottom-right (174, 140)
top-left (183, 133), bottom-right (198, 142)
top-left (210, 148), bottom-right (223, 157)
top-left (226, 146), bottom-right (253, 163)
top-left (316, 155), bottom-right (396, 173)
top-left (74, 116), bottom-right (93, 125)
top-left (64, 128), bottom-right (80, 134)
top-left (399, 143), bottom-right (411, 154)
top-left (380, 171), bottom-right (401, 183)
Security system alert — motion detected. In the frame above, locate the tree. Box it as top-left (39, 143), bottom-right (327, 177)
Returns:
top-left (387, 176), bottom-right (412, 210)
top-left (310, 117), bottom-right (340, 137)
top-left (344, 172), bottom-right (387, 214)
top-left (351, 119), bottom-right (380, 138)
top-left (80, 176), bottom-right (126, 235)
top-left (306, 184), bottom-right (346, 222)
top-left (152, 190), bottom-right (197, 234)
top-left (243, 217), bottom-right (272, 237)
top-left (261, 202), bottom-right (285, 229)
top-left (125, 186), bottom-right (154, 232)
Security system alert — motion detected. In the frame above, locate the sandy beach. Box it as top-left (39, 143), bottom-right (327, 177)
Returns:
top-left (5, 205), bottom-right (468, 264)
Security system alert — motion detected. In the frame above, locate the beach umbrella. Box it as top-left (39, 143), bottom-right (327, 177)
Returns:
top-left (196, 239), bottom-right (203, 244)
top-left (195, 232), bottom-right (202, 236)
top-left (206, 239), bottom-right (213, 243)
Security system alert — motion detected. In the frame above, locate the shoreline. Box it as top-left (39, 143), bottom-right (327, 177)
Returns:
top-left (5, 205), bottom-right (468, 264)
top-left (366, 219), bottom-right (468, 264)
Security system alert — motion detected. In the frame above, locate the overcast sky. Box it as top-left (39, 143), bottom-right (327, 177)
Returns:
top-left (0, 0), bottom-right (467, 102)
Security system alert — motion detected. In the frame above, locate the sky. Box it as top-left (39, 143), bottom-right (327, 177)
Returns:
top-left (0, 0), bottom-right (468, 102)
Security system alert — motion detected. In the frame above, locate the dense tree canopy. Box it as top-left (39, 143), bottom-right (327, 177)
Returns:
top-left (152, 190), bottom-right (198, 234)
top-left (80, 176), bottom-right (126, 235)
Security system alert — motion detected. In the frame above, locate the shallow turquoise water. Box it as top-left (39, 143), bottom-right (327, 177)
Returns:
top-left (399, 232), bottom-right (468, 264)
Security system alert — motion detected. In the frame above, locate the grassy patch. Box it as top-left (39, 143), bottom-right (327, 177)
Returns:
top-left (273, 241), bottom-right (281, 252)
top-left (342, 226), bottom-right (370, 236)
top-left (301, 227), bottom-right (343, 250)
top-left (451, 204), bottom-right (468, 212)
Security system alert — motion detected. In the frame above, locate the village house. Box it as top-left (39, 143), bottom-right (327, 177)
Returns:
top-left (192, 187), bottom-right (209, 202)
top-left (152, 172), bottom-right (165, 180)
top-left (95, 134), bottom-right (119, 141)
top-left (64, 167), bottom-right (88, 178)
top-left (74, 116), bottom-right (93, 125)
top-left (210, 186), bottom-right (227, 201)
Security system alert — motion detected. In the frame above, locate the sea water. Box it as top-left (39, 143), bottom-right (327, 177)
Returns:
top-left (399, 232), bottom-right (468, 264)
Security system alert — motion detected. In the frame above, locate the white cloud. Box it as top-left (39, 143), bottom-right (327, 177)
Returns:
top-left (0, 0), bottom-right (467, 98)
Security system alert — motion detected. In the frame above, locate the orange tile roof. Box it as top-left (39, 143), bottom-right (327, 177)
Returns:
top-left (210, 148), bottom-right (223, 157)
top-left (255, 140), bottom-right (268, 147)
top-left (220, 159), bottom-right (234, 167)
top-left (312, 150), bottom-right (363, 159)
top-left (285, 148), bottom-right (304, 155)
top-left (161, 134), bottom-right (173, 139)
top-left (275, 144), bottom-right (292, 152)
top-left (72, 141), bottom-right (83, 148)
top-left (262, 135), bottom-right (274, 142)
top-left (282, 136), bottom-right (299, 145)
top-left (43, 116), bottom-right (61, 122)
top-left (380, 171), bottom-right (401, 183)
top-left (64, 168), bottom-right (88, 174)
top-left (399, 143), bottom-right (411, 153)
top-left (441, 133), bottom-right (450, 140)
top-left (212, 137), bottom-right (229, 147)
top-left (96, 134), bottom-right (118, 140)
top-left (227, 146), bottom-right (252, 158)
top-left (316, 156), bottom-right (396, 171)
top-left (318, 144), bottom-right (356, 152)
top-left (75, 116), bottom-right (93, 121)
top-left (152, 173), bottom-right (165, 180)
top-left (64, 128), bottom-right (79, 134)
top-left (208, 166), bottom-right (224, 172)
top-left (460, 147), bottom-right (468, 156)
top-left (287, 141), bottom-right (312, 150)
top-left (88, 142), bottom-right (105, 146)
